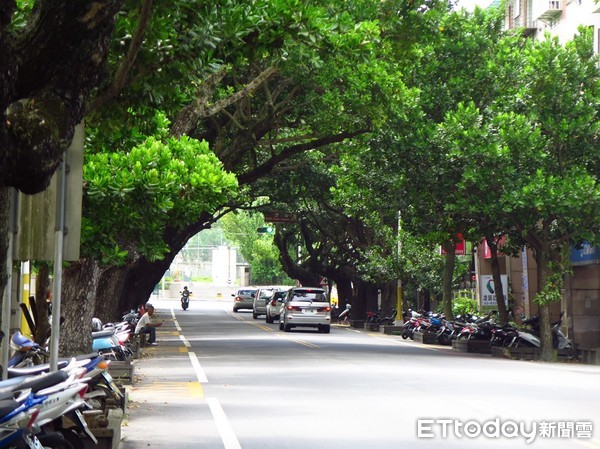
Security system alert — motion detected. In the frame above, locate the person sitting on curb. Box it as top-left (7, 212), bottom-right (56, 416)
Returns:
top-left (134, 303), bottom-right (162, 346)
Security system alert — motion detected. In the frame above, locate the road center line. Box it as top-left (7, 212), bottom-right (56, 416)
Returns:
top-left (276, 334), bottom-right (320, 348)
top-left (206, 397), bottom-right (242, 449)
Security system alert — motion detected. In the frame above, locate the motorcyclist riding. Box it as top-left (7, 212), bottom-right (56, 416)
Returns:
top-left (180, 286), bottom-right (191, 310)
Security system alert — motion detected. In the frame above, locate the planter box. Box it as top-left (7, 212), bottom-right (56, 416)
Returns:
top-left (580, 348), bottom-right (600, 365)
top-left (414, 331), bottom-right (438, 345)
top-left (381, 325), bottom-right (404, 335)
top-left (452, 339), bottom-right (492, 354)
top-left (491, 346), bottom-right (576, 361)
top-left (82, 428), bottom-right (114, 449)
top-left (81, 408), bottom-right (123, 449)
top-left (108, 360), bottom-right (135, 384)
top-left (364, 323), bottom-right (380, 332)
top-left (350, 320), bottom-right (365, 329)
top-left (129, 333), bottom-right (147, 358)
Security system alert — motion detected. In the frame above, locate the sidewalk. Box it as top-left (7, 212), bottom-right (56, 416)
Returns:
top-left (118, 306), bottom-right (212, 449)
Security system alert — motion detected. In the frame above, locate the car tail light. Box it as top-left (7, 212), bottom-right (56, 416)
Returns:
top-left (317, 306), bottom-right (331, 312)
top-left (235, 296), bottom-right (242, 302)
top-left (270, 299), bottom-right (277, 306)
top-left (287, 306), bottom-right (302, 311)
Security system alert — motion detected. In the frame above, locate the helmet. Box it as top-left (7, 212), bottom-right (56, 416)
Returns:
top-left (91, 317), bottom-right (103, 332)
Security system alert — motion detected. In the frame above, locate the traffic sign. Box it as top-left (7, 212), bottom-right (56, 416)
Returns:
top-left (264, 211), bottom-right (295, 223)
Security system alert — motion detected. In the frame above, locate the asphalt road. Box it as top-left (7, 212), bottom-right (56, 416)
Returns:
top-left (120, 297), bottom-right (600, 449)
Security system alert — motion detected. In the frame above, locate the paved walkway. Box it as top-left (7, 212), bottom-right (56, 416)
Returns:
top-left (119, 307), bottom-right (218, 449)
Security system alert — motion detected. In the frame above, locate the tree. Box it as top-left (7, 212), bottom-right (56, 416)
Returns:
top-left (492, 30), bottom-right (600, 360)
top-left (433, 27), bottom-right (600, 359)
top-left (57, 0), bottom-right (386, 353)
top-left (332, 7), bottom-right (509, 320)
top-left (0, 0), bottom-right (123, 320)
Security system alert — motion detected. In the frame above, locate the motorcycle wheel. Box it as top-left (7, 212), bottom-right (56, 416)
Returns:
top-left (61, 429), bottom-right (85, 449)
top-left (38, 432), bottom-right (75, 449)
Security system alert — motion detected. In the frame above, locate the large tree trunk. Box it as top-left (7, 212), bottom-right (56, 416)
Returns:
top-left (119, 257), bottom-right (173, 313)
top-left (0, 1), bottom-right (121, 347)
top-left (0, 189), bottom-right (9, 317)
top-left (60, 258), bottom-right (103, 355)
top-left (33, 262), bottom-right (52, 345)
top-left (379, 281), bottom-right (397, 315)
top-left (441, 241), bottom-right (456, 320)
top-left (333, 277), bottom-right (353, 309)
top-left (486, 235), bottom-right (509, 325)
top-left (533, 246), bottom-right (555, 362)
top-left (93, 266), bottom-right (129, 324)
top-left (61, 258), bottom-right (139, 355)
top-left (352, 278), bottom-right (378, 321)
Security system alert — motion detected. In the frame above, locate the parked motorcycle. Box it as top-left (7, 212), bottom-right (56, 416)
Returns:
top-left (337, 304), bottom-right (351, 324)
top-left (8, 331), bottom-right (49, 368)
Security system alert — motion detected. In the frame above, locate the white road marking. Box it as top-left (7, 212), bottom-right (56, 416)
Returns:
top-left (180, 334), bottom-right (191, 348)
top-left (188, 350), bottom-right (209, 383)
top-left (206, 397), bottom-right (242, 449)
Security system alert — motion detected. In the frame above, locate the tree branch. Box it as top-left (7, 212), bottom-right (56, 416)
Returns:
top-left (237, 128), bottom-right (370, 185)
top-left (170, 66), bottom-right (277, 138)
top-left (90, 0), bottom-right (154, 113)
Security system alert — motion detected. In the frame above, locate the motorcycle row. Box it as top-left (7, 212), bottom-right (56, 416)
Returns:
top-left (1, 308), bottom-right (142, 449)
top-left (401, 309), bottom-right (576, 357)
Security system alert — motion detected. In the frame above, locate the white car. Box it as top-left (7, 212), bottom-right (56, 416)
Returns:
top-left (265, 288), bottom-right (291, 323)
top-left (279, 287), bottom-right (331, 333)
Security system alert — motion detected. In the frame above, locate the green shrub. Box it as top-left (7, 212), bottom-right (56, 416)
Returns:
top-left (453, 294), bottom-right (478, 316)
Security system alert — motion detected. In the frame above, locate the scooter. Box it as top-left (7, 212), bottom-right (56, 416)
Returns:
top-left (8, 331), bottom-right (49, 368)
top-left (180, 290), bottom-right (190, 311)
top-left (337, 304), bottom-right (351, 324)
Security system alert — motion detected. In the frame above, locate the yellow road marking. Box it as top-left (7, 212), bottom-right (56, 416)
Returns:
top-left (188, 382), bottom-right (204, 398)
top-left (276, 334), bottom-right (320, 348)
top-left (134, 381), bottom-right (204, 399)
top-left (249, 323), bottom-right (272, 332)
top-left (228, 310), bottom-right (320, 348)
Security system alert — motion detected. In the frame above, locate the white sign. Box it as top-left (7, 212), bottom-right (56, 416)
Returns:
top-left (480, 275), bottom-right (508, 308)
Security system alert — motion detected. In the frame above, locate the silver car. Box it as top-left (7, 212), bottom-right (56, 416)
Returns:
top-left (253, 286), bottom-right (290, 319)
top-left (232, 287), bottom-right (257, 312)
top-left (279, 287), bottom-right (331, 333)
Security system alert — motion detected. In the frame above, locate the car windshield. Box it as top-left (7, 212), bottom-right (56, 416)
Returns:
top-left (291, 292), bottom-right (328, 302)
top-left (239, 290), bottom-right (256, 296)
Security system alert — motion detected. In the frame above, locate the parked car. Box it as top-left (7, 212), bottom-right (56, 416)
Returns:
top-left (279, 287), bottom-right (331, 333)
top-left (232, 287), bottom-right (257, 312)
top-left (265, 287), bottom-right (292, 323)
top-left (253, 285), bottom-right (291, 319)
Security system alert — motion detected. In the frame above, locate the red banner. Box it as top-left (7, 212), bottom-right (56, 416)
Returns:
top-left (481, 236), bottom-right (506, 259)
top-left (440, 234), bottom-right (466, 255)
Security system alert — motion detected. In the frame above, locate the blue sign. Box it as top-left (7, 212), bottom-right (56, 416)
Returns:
top-left (570, 243), bottom-right (600, 266)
